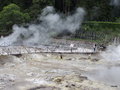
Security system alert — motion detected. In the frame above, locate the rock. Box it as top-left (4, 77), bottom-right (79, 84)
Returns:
top-left (27, 72), bottom-right (35, 76)
top-left (66, 58), bottom-right (72, 61)
top-left (64, 74), bottom-right (88, 82)
top-left (88, 55), bottom-right (91, 59)
top-left (28, 86), bottom-right (60, 90)
top-left (91, 58), bottom-right (99, 62)
top-left (53, 76), bottom-right (64, 83)
top-left (111, 85), bottom-right (118, 87)
top-left (79, 76), bottom-right (88, 82)
top-left (71, 84), bottom-right (76, 86)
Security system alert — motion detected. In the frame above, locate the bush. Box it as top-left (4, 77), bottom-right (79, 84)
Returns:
top-left (82, 21), bottom-right (120, 34)
top-left (0, 3), bottom-right (30, 31)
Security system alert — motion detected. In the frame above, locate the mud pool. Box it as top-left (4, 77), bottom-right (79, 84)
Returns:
top-left (0, 52), bottom-right (119, 90)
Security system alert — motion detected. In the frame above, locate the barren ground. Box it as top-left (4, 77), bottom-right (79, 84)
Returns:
top-left (0, 40), bottom-right (120, 90)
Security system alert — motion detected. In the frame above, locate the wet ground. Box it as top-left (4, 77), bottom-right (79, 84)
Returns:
top-left (0, 52), bottom-right (120, 90)
top-left (0, 39), bottom-right (119, 90)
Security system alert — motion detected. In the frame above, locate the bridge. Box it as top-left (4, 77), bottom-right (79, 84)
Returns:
top-left (0, 45), bottom-right (96, 56)
top-left (0, 40), bottom-right (100, 55)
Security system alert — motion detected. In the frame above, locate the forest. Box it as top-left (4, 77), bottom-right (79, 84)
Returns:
top-left (0, 0), bottom-right (120, 42)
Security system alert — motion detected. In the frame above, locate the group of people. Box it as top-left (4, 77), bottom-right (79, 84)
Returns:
top-left (70, 43), bottom-right (106, 52)
top-left (59, 43), bottom-right (106, 60)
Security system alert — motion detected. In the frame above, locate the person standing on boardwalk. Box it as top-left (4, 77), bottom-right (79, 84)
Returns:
top-left (70, 43), bottom-right (74, 53)
top-left (93, 43), bottom-right (97, 52)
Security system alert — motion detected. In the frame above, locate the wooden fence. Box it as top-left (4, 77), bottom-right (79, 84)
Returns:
top-left (73, 30), bottom-right (120, 45)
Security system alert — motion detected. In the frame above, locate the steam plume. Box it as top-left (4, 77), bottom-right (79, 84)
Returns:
top-left (101, 45), bottom-right (120, 61)
top-left (0, 6), bottom-right (85, 46)
top-left (110, 0), bottom-right (120, 6)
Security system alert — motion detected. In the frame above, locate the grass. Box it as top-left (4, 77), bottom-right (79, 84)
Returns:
top-left (84, 21), bottom-right (120, 25)
top-left (68, 38), bottom-right (105, 44)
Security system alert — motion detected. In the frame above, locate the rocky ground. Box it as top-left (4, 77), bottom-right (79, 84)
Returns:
top-left (0, 52), bottom-right (120, 90)
top-left (0, 39), bottom-right (120, 90)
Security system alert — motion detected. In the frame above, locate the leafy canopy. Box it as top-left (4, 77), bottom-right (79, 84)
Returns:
top-left (0, 3), bottom-right (30, 30)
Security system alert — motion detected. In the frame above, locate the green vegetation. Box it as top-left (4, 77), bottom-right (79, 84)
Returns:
top-left (82, 21), bottom-right (120, 34)
top-left (0, 0), bottom-right (120, 42)
top-left (74, 21), bottom-right (120, 44)
top-left (0, 3), bottom-right (30, 34)
top-left (116, 17), bottom-right (120, 23)
top-left (69, 38), bottom-right (103, 44)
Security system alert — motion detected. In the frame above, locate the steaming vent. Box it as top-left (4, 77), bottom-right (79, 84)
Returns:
top-left (0, 6), bottom-right (85, 46)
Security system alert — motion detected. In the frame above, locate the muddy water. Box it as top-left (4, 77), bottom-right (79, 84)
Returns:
top-left (0, 53), bottom-right (119, 90)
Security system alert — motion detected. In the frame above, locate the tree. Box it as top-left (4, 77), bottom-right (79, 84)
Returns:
top-left (54, 0), bottom-right (78, 14)
top-left (28, 0), bottom-right (54, 20)
top-left (0, 0), bottom-right (12, 11)
top-left (12, 0), bottom-right (32, 9)
top-left (96, 0), bottom-right (113, 21)
top-left (55, 0), bottom-right (64, 12)
top-left (0, 3), bottom-right (30, 31)
top-left (116, 17), bottom-right (120, 23)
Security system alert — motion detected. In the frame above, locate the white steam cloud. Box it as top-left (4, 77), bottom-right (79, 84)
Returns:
top-left (0, 6), bottom-right (85, 46)
top-left (101, 45), bottom-right (120, 61)
top-left (110, 0), bottom-right (120, 6)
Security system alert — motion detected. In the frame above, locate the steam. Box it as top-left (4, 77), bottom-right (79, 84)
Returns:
top-left (85, 66), bottom-right (120, 85)
top-left (0, 6), bottom-right (85, 46)
top-left (101, 45), bottom-right (120, 61)
top-left (110, 0), bottom-right (120, 6)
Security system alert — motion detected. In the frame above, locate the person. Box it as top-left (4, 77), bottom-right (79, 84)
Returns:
top-left (70, 43), bottom-right (74, 52)
top-left (93, 43), bottom-right (97, 52)
top-left (1, 36), bottom-right (3, 39)
top-left (60, 54), bottom-right (63, 59)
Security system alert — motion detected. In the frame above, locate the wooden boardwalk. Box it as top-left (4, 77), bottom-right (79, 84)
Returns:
top-left (0, 46), bottom-right (97, 56)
